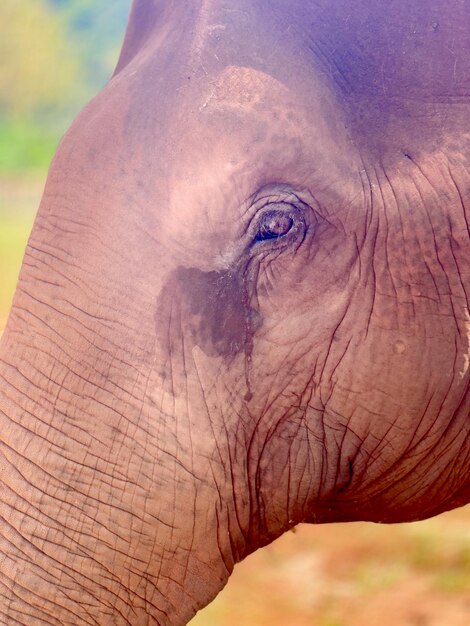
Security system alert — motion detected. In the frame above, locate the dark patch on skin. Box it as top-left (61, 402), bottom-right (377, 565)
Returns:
top-left (156, 261), bottom-right (262, 397)
top-left (175, 265), bottom-right (261, 359)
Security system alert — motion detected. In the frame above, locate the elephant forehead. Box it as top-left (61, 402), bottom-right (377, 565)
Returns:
top-left (199, 65), bottom-right (290, 112)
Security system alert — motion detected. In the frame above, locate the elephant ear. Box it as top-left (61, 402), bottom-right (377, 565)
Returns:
top-left (113, 0), bottom-right (165, 75)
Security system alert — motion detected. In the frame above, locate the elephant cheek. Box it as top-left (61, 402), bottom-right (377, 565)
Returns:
top-left (155, 265), bottom-right (262, 394)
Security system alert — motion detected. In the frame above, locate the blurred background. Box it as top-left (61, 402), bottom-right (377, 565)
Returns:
top-left (0, 2), bottom-right (468, 624)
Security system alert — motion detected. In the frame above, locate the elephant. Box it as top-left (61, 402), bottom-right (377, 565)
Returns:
top-left (0, 0), bottom-right (469, 624)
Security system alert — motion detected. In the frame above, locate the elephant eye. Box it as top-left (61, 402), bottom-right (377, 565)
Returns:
top-left (254, 205), bottom-right (295, 242)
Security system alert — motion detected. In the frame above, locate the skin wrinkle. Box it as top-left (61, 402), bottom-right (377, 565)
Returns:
top-left (365, 386), bottom-right (461, 497)
top-left (365, 419), bottom-right (465, 510)
top-left (2, 535), bottom-right (109, 625)
top-left (2, 358), bottom-right (199, 620)
top-left (11, 293), bottom-right (148, 381)
top-left (3, 362), bottom-right (159, 481)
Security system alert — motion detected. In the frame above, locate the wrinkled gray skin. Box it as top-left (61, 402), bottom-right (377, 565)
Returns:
top-left (1, 0), bottom-right (469, 624)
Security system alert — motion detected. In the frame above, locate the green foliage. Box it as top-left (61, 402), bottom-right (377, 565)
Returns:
top-left (0, 0), bottom-right (130, 172)
top-left (0, 120), bottom-right (59, 171)
top-left (0, 177), bottom-right (41, 324)
top-left (0, 211), bottom-right (34, 320)
top-left (0, 0), bottom-right (82, 121)
top-left (49, 0), bottom-right (130, 90)
top-left (409, 535), bottom-right (470, 595)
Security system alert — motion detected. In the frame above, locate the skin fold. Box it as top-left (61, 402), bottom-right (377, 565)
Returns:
top-left (0, 0), bottom-right (469, 624)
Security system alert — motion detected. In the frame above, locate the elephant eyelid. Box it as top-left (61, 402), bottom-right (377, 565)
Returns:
top-left (249, 201), bottom-right (307, 248)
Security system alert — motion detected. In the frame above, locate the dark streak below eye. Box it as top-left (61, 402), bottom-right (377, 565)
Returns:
top-left (155, 264), bottom-right (262, 394)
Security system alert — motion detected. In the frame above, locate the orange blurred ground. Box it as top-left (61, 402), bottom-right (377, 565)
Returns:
top-left (192, 508), bottom-right (470, 626)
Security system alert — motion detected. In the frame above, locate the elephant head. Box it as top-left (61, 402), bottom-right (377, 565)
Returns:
top-left (1, 0), bottom-right (469, 623)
